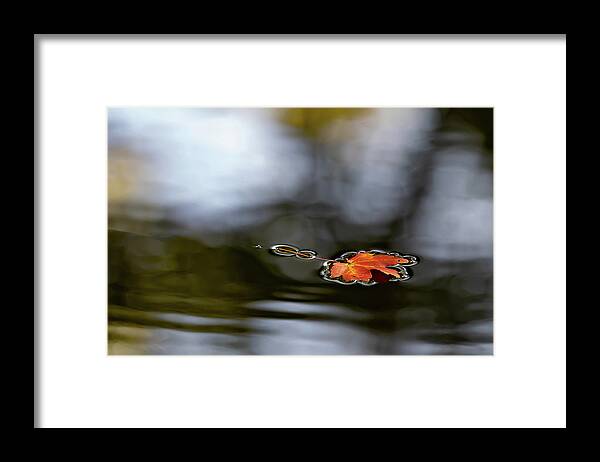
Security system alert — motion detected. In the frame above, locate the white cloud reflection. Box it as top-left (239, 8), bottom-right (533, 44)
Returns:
top-left (325, 108), bottom-right (439, 225)
top-left (109, 108), bottom-right (311, 229)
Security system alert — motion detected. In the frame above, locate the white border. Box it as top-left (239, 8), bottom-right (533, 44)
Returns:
top-left (37, 36), bottom-right (566, 428)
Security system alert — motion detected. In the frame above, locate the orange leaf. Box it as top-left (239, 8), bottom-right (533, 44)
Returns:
top-left (326, 251), bottom-right (410, 283)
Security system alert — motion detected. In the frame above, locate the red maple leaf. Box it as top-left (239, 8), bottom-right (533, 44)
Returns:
top-left (328, 251), bottom-right (410, 283)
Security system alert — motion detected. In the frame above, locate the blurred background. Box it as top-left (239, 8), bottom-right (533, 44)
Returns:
top-left (108, 107), bottom-right (493, 355)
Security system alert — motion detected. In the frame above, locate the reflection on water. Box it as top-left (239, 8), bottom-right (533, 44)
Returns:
top-left (108, 108), bottom-right (493, 355)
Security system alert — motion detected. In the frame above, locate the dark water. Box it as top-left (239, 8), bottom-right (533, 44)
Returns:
top-left (108, 108), bottom-right (493, 355)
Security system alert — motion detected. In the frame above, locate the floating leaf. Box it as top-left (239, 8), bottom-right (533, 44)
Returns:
top-left (320, 250), bottom-right (419, 286)
top-left (264, 243), bottom-right (420, 286)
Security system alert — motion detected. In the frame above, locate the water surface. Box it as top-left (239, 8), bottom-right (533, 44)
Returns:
top-left (108, 108), bottom-right (493, 354)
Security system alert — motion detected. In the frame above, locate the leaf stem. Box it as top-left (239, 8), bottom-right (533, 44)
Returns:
top-left (253, 244), bottom-right (331, 262)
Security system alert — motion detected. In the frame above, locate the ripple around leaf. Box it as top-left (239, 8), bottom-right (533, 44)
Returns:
top-left (319, 250), bottom-right (419, 286)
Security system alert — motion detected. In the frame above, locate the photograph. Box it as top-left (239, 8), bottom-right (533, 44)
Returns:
top-left (37, 34), bottom-right (566, 428)
top-left (108, 107), bottom-right (493, 355)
